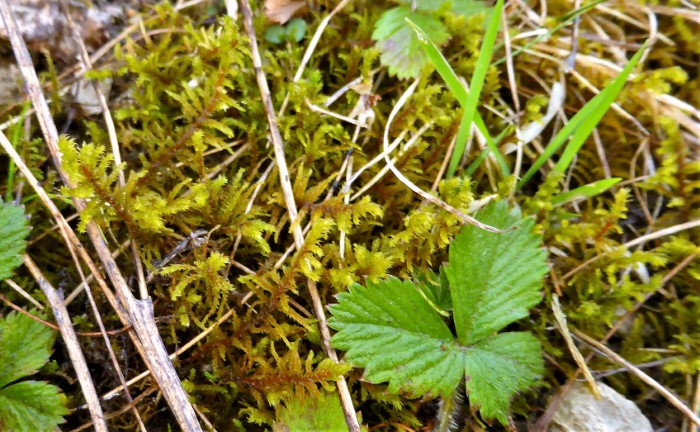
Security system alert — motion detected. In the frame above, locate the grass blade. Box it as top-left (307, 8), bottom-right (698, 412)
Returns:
top-left (445, 0), bottom-right (505, 178)
top-left (406, 1), bottom-right (509, 178)
top-left (517, 43), bottom-right (647, 189)
top-left (551, 177), bottom-right (621, 206)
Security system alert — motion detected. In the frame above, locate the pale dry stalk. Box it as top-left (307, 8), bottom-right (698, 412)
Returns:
top-left (23, 255), bottom-right (109, 432)
top-left (0, 2), bottom-right (202, 430)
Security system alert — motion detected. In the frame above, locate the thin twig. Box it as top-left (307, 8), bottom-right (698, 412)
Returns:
top-left (3, 278), bottom-right (44, 309)
top-left (0, 3), bottom-right (202, 429)
top-left (23, 255), bottom-right (108, 432)
top-left (0, 291), bottom-right (132, 337)
top-left (238, 1), bottom-right (360, 430)
top-left (563, 219), bottom-right (700, 280)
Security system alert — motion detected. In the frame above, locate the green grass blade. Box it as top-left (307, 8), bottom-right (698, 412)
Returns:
top-left (551, 177), bottom-right (621, 206)
top-left (406, 3), bottom-right (509, 178)
top-left (446, 0), bottom-right (505, 178)
top-left (517, 43), bottom-right (647, 189)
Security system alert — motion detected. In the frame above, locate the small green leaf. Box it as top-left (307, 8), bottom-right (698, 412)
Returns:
top-left (463, 332), bottom-right (543, 423)
top-left (274, 391), bottom-right (346, 431)
top-left (286, 18), bottom-right (307, 43)
top-left (0, 381), bottom-right (68, 432)
top-left (446, 201), bottom-right (547, 345)
top-left (0, 313), bottom-right (67, 432)
top-left (0, 201), bottom-right (30, 280)
top-left (0, 312), bottom-right (56, 389)
top-left (372, 7), bottom-right (450, 79)
top-left (414, 268), bottom-right (452, 312)
top-left (551, 177), bottom-right (622, 206)
top-left (264, 25), bottom-right (286, 44)
top-left (450, 0), bottom-right (491, 17)
top-left (395, 0), bottom-right (450, 13)
top-left (329, 277), bottom-right (462, 396)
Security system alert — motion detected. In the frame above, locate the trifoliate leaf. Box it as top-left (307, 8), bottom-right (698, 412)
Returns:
top-left (446, 200), bottom-right (548, 345)
top-left (329, 277), bottom-right (463, 397)
top-left (372, 7), bottom-right (450, 79)
top-left (0, 312), bottom-right (55, 389)
top-left (0, 380), bottom-right (68, 432)
top-left (0, 201), bottom-right (30, 280)
top-left (329, 201), bottom-right (548, 425)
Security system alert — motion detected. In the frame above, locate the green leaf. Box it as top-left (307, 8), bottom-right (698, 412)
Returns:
top-left (463, 332), bottom-right (543, 422)
top-left (286, 18), bottom-right (307, 43)
top-left (446, 200), bottom-right (547, 345)
top-left (274, 391), bottom-right (346, 432)
top-left (517, 43), bottom-right (648, 188)
top-left (0, 313), bottom-right (67, 432)
top-left (450, 0), bottom-right (491, 17)
top-left (264, 25), bottom-right (286, 44)
top-left (551, 177), bottom-right (622, 206)
top-left (329, 277), bottom-right (463, 397)
top-left (406, 14), bottom-right (509, 176)
top-left (0, 201), bottom-right (30, 280)
top-left (330, 202), bottom-right (548, 424)
top-left (0, 312), bottom-right (56, 389)
top-left (372, 7), bottom-right (450, 79)
top-left (395, 0), bottom-right (450, 13)
top-left (0, 381), bottom-right (68, 432)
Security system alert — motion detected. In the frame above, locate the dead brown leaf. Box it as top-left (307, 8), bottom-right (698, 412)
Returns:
top-left (265, 0), bottom-right (305, 24)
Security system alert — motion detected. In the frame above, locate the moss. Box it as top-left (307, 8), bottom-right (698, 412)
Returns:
top-left (0, 0), bottom-right (698, 430)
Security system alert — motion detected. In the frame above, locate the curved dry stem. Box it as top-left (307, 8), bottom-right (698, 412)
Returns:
top-left (382, 79), bottom-right (502, 233)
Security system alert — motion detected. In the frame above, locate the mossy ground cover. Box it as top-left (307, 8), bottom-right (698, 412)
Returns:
top-left (0, 0), bottom-right (698, 430)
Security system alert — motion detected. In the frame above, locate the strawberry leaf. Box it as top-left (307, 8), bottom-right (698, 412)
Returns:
top-left (445, 200), bottom-right (548, 345)
top-left (372, 7), bottom-right (449, 79)
top-left (0, 380), bottom-right (68, 432)
top-left (329, 201), bottom-right (548, 424)
top-left (0, 201), bottom-right (30, 280)
top-left (329, 277), bottom-right (463, 397)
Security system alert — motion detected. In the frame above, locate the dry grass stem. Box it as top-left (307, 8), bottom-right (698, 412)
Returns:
top-left (0, 2), bottom-right (203, 429)
top-left (382, 79), bottom-right (502, 233)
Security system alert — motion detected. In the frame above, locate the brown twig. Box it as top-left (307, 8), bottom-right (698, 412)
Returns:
top-left (0, 292), bottom-right (132, 337)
